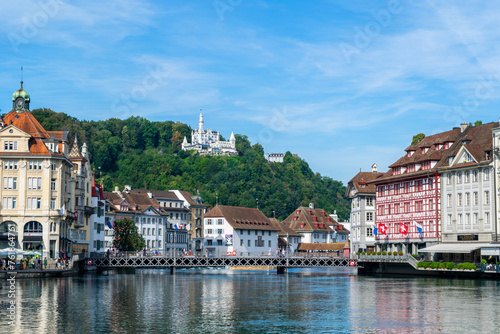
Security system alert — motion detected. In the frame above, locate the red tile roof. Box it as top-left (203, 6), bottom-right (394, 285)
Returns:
top-left (205, 205), bottom-right (279, 231)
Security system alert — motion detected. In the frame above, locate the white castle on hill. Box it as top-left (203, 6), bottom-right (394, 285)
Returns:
top-left (182, 113), bottom-right (237, 156)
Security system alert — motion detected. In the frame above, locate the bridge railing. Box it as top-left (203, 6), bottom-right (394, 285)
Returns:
top-left (89, 251), bottom-right (352, 259)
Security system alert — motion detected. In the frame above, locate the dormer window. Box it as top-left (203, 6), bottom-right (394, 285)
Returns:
top-left (422, 161), bottom-right (431, 170)
top-left (421, 147), bottom-right (428, 154)
top-left (393, 167), bottom-right (401, 175)
top-left (4, 141), bottom-right (18, 151)
top-left (406, 150), bottom-right (414, 157)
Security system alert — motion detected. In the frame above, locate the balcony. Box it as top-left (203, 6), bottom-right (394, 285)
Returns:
top-left (76, 205), bottom-right (95, 216)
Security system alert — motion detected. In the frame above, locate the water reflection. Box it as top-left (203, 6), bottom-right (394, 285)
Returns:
top-left (2, 269), bottom-right (500, 333)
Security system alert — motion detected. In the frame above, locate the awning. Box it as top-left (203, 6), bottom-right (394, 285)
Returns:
top-left (22, 235), bottom-right (43, 242)
top-left (418, 243), bottom-right (491, 253)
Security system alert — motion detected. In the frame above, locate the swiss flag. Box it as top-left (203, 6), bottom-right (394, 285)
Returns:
top-left (400, 223), bottom-right (408, 236)
top-left (378, 223), bottom-right (388, 235)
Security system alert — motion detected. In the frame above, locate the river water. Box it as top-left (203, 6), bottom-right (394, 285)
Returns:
top-left (2, 268), bottom-right (500, 333)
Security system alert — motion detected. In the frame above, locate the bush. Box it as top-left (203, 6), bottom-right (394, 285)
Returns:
top-left (446, 262), bottom-right (455, 270)
top-left (457, 263), bottom-right (464, 270)
top-left (430, 262), bottom-right (439, 269)
top-left (377, 252), bottom-right (381, 256)
top-left (361, 251), bottom-right (366, 255)
top-left (382, 251), bottom-right (387, 256)
top-left (417, 261), bottom-right (424, 268)
top-left (422, 262), bottom-right (430, 269)
top-left (465, 263), bottom-right (477, 270)
top-left (356, 252), bottom-right (360, 256)
top-left (481, 259), bottom-right (487, 265)
top-left (398, 251), bottom-right (404, 256)
top-left (411, 254), bottom-right (418, 259)
top-left (438, 263), bottom-right (446, 269)
top-left (392, 251), bottom-right (398, 256)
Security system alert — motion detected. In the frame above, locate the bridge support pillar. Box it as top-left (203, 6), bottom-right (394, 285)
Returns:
top-left (276, 267), bottom-right (287, 274)
top-left (170, 266), bottom-right (175, 275)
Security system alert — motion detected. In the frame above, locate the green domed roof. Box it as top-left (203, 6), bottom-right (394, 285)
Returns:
top-left (12, 81), bottom-right (30, 101)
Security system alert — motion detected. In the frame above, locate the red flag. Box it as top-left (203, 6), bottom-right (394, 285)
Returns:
top-left (378, 223), bottom-right (387, 235)
top-left (399, 223), bottom-right (408, 236)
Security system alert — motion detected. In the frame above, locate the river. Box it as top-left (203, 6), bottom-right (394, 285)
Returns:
top-left (2, 268), bottom-right (500, 333)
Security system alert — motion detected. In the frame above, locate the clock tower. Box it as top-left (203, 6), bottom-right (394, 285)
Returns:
top-left (12, 81), bottom-right (30, 113)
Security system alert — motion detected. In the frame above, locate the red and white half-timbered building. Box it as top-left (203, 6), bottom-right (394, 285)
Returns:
top-left (370, 128), bottom-right (461, 254)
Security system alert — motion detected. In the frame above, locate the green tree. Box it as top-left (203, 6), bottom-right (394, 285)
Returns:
top-left (411, 133), bottom-right (425, 145)
top-left (113, 218), bottom-right (145, 252)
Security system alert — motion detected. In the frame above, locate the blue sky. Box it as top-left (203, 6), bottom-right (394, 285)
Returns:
top-left (1, 0), bottom-right (500, 185)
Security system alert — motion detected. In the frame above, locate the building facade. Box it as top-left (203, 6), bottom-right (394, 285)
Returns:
top-left (346, 164), bottom-right (384, 253)
top-left (282, 203), bottom-right (350, 252)
top-left (181, 113), bottom-right (236, 156)
top-left (0, 82), bottom-right (79, 259)
top-left (170, 189), bottom-right (207, 253)
top-left (265, 153), bottom-right (284, 163)
top-left (203, 205), bottom-right (279, 256)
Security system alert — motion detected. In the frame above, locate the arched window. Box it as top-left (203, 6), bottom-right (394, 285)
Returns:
top-left (24, 221), bottom-right (43, 233)
top-left (0, 221), bottom-right (17, 233)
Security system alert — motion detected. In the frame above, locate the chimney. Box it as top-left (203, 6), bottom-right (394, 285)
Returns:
top-left (461, 122), bottom-right (468, 133)
top-left (114, 186), bottom-right (120, 192)
top-left (309, 203), bottom-right (314, 210)
top-left (124, 185), bottom-right (131, 193)
top-left (372, 163), bottom-right (378, 173)
top-left (147, 191), bottom-right (153, 199)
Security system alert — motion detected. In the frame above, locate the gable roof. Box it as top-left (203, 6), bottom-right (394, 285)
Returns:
top-left (282, 206), bottom-right (350, 234)
top-left (205, 205), bottom-right (279, 231)
top-left (2, 110), bottom-right (50, 139)
top-left (346, 171), bottom-right (385, 197)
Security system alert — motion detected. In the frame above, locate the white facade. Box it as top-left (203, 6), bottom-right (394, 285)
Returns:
top-left (265, 153), bottom-right (284, 163)
top-left (88, 184), bottom-right (105, 254)
top-left (182, 113), bottom-right (236, 156)
top-left (203, 217), bottom-right (278, 256)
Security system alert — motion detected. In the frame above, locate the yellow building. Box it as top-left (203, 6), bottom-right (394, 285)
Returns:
top-left (0, 82), bottom-right (83, 259)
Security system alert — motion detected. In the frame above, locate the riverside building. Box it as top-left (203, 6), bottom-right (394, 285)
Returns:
top-left (371, 121), bottom-right (500, 260)
top-left (0, 82), bottom-right (94, 259)
top-left (346, 164), bottom-right (384, 254)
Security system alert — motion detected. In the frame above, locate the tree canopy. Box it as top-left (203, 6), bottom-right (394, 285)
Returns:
top-left (113, 218), bottom-right (146, 251)
top-left (30, 108), bottom-right (351, 221)
top-left (411, 133), bottom-right (425, 146)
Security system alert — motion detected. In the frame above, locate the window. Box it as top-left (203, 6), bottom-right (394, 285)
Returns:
top-left (50, 198), bottom-right (56, 210)
top-left (447, 194), bottom-right (452, 207)
top-left (152, 228), bottom-right (155, 236)
top-left (458, 214), bottom-right (463, 226)
top-left (466, 213), bottom-right (471, 225)
top-left (29, 160), bottom-right (43, 170)
top-left (485, 212), bottom-right (490, 224)
top-left (465, 172), bottom-right (470, 183)
top-left (366, 197), bottom-right (373, 206)
top-left (415, 201), bottom-right (423, 212)
top-left (217, 229), bottom-right (223, 234)
top-left (457, 172), bottom-right (462, 184)
top-left (27, 197), bottom-right (41, 209)
top-left (394, 203), bottom-right (400, 214)
top-left (2, 197), bottom-right (17, 209)
top-left (4, 160), bottom-right (18, 170)
top-left (366, 212), bottom-right (373, 221)
top-left (447, 214), bottom-right (452, 226)
top-left (217, 239), bottom-right (223, 246)
top-left (207, 240), bottom-right (212, 246)
top-left (404, 202), bottom-right (410, 213)
top-left (207, 219), bottom-right (212, 225)
top-left (4, 141), bottom-right (18, 151)
top-left (217, 219), bottom-right (223, 225)
top-left (3, 177), bottom-right (17, 190)
top-left (247, 240), bottom-right (250, 246)
top-left (240, 239), bottom-right (244, 246)
top-left (51, 179), bottom-right (56, 191)
top-left (422, 161), bottom-right (431, 170)
top-left (378, 206), bottom-right (384, 216)
top-left (207, 229), bottom-right (213, 234)
top-left (485, 191), bottom-right (490, 205)
top-left (465, 192), bottom-right (470, 206)
top-left (51, 162), bottom-right (57, 171)
top-left (457, 193), bottom-right (462, 206)
top-left (429, 220), bottom-right (435, 231)
top-left (473, 192), bottom-right (478, 206)
top-left (473, 213), bottom-right (478, 225)
top-left (366, 227), bottom-right (373, 237)
top-left (473, 170), bottom-right (478, 182)
top-left (429, 199), bottom-right (434, 211)
top-left (484, 169), bottom-right (490, 181)
top-left (446, 173), bottom-right (451, 185)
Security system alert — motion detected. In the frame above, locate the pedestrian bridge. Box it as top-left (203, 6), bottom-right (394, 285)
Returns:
top-left (86, 256), bottom-right (356, 273)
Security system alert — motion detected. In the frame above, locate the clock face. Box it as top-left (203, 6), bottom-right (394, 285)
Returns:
top-left (15, 98), bottom-right (24, 109)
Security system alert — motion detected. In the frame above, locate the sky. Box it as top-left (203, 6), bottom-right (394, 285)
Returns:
top-left (1, 0), bottom-right (500, 185)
